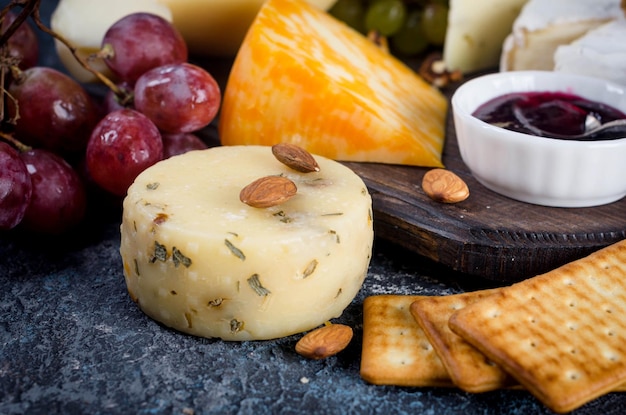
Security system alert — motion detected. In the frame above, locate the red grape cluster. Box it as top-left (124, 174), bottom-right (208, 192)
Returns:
top-left (1, 9), bottom-right (220, 234)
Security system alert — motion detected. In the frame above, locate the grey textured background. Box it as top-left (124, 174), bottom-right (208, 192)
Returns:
top-left (3, 220), bottom-right (626, 414)
top-left (2, 0), bottom-right (626, 413)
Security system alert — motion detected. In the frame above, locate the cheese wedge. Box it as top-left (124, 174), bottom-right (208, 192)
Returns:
top-left (554, 19), bottom-right (626, 86)
top-left (120, 145), bottom-right (373, 341)
top-left (500, 0), bottom-right (623, 72)
top-left (219, 0), bottom-right (447, 167)
top-left (156, 0), bottom-right (338, 56)
top-left (51, 0), bottom-right (173, 83)
top-left (443, 0), bottom-right (529, 74)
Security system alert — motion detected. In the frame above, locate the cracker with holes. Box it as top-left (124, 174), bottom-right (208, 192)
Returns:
top-left (410, 289), bottom-right (518, 392)
top-left (360, 295), bottom-right (454, 387)
top-left (449, 239), bottom-right (626, 413)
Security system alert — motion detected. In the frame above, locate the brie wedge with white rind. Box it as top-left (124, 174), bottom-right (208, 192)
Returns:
top-left (50, 0), bottom-right (172, 83)
top-left (443, 0), bottom-right (529, 73)
top-left (120, 146), bottom-right (373, 341)
top-left (500, 0), bottom-right (623, 72)
top-left (554, 19), bottom-right (626, 86)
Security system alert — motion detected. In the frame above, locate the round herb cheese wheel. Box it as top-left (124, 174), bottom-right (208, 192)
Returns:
top-left (120, 145), bottom-right (373, 340)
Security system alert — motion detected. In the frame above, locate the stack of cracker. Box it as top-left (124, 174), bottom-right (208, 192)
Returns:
top-left (361, 239), bottom-right (626, 413)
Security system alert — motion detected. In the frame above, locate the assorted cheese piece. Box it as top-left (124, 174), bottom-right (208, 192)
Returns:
top-left (219, 0), bottom-right (448, 167)
top-left (443, 0), bottom-right (529, 74)
top-left (155, 0), bottom-right (338, 56)
top-left (554, 19), bottom-right (626, 86)
top-left (50, 0), bottom-right (172, 83)
top-left (120, 146), bottom-right (373, 341)
top-left (50, 0), bottom-right (338, 82)
top-left (500, 0), bottom-right (624, 72)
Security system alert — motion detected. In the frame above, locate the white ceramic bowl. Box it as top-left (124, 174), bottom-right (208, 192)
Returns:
top-left (451, 70), bottom-right (626, 208)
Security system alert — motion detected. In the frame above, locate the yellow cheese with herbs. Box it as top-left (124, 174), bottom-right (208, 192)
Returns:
top-left (120, 145), bottom-right (373, 341)
top-left (219, 0), bottom-right (447, 168)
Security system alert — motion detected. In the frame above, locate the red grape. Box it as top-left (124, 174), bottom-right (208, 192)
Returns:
top-left (162, 132), bottom-right (208, 158)
top-left (0, 11), bottom-right (39, 70)
top-left (7, 67), bottom-right (99, 154)
top-left (86, 109), bottom-right (163, 196)
top-left (102, 13), bottom-right (188, 84)
top-left (133, 63), bottom-right (221, 133)
top-left (103, 82), bottom-right (134, 114)
top-left (0, 142), bottom-right (32, 230)
top-left (19, 148), bottom-right (86, 234)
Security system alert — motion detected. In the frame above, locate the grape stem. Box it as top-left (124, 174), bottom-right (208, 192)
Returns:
top-left (28, 3), bottom-right (124, 96)
top-left (0, 0), bottom-right (127, 99)
top-left (0, 0), bottom-right (39, 123)
top-left (0, 1), bottom-right (38, 45)
top-left (0, 130), bottom-right (31, 152)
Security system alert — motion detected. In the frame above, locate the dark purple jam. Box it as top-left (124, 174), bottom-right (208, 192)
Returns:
top-left (472, 91), bottom-right (626, 140)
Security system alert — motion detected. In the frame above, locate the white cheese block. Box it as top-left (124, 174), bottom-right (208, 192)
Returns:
top-left (443, 0), bottom-right (529, 74)
top-left (554, 19), bottom-right (626, 86)
top-left (120, 145), bottom-right (373, 341)
top-left (500, 0), bottom-right (623, 71)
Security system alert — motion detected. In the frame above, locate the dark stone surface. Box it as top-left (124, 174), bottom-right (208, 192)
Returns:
top-left (2, 218), bottom-right (626, 415)
top-left (2, 1), bottom-right (626, 414)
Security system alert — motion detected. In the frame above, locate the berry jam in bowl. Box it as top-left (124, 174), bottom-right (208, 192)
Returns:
top-left (451, 71), bottom-right (626, 208)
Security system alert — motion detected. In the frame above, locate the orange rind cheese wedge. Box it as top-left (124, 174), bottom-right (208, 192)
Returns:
top-left (155, 0), bottom-right (338, 56)
top-left (219, 0), bottom-right (447, 167)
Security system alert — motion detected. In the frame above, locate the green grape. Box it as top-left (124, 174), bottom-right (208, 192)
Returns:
top-left (329, 0), bottom-right (366, 33)
top-left (422, 3), bottom-right (449, 46)
top-left (364, 0), bottom-right (407, 37)
top-left (391, 9), bottom-right (429, 56)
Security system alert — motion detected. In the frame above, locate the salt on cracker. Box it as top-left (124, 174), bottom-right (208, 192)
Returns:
top-left (449, 239), bottom-right (626, 413)
top-left (410, 289), bottom-right (518, 392)
top-left (360, 295), bottom-right (454, 387)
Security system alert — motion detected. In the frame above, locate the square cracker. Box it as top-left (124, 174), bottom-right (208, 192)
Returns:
top-left (449, 239), bottom-right (626, 413)
top-left (360, 295), bottom-right (454, 387)
top-left (410, 289), bottom-right (518, 392)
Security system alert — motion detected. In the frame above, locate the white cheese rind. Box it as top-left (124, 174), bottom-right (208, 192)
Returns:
top-left (443, 0), bottom-right (529, 73)
top-left (554, 19), bottom-right (626, 86)
top-left (499, 0), bottom-right (623, 71)
top-left (120, 146), bottom-right (373, 341)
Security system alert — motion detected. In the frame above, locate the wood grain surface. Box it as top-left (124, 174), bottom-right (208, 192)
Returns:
top-left (345, 77), bottom-right (626, 282)
top-left (204, 57), bottom-right (626, 282)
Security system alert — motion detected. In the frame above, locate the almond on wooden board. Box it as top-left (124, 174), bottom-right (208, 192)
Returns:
top-left (295, 323), bottom-right (353, 359)
top-left (240, 175), bottom-right (297, 208)
top-left (422, 168), bottom-right (469, 203)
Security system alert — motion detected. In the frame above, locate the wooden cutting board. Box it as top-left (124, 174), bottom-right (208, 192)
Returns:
top-left (204, 58), bottom-right (625, 282)
top-left (344, 77), bottom-right (626, 282)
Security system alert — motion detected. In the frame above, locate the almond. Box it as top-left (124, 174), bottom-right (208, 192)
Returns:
top-left (295, 323), bottom-right (353, 360)
top-left (422, 168), bottom-right (470, 203)
top-left (240, 175), bottom-right (297, 208)
top-left (272, 143), bottom-right (320, 173)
